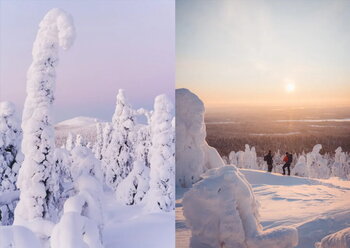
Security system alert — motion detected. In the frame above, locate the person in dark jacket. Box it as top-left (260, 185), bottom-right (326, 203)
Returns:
top-left (282, 152), bottom-right (293, 176)
top-left (264, 150), bottom-right (273, 172)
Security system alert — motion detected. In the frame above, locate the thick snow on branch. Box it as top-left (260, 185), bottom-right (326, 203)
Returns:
top-left (15, 8), bottom-right (75, 225)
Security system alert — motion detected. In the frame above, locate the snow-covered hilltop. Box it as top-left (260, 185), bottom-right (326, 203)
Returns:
top-left (176, 88), bottom-right (349, 248)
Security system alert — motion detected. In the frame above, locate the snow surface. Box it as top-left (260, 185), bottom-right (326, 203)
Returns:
top-left (182, 166), bottom-right (297, 248)
top-left (176, 169), bottom-right (350, 248)
top-left (315, 227), bottom-right (350, 248)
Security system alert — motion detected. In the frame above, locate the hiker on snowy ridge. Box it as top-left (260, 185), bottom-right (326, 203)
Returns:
top-left (282, 152), bottom-right (293, 176)
top-left (264, 150), bottom-right (273, 173)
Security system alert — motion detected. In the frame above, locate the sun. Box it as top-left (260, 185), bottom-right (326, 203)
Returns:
top-left (284, 79), bottom-right (296, 93)
top-left (286, 83), bottom-right (295, 93)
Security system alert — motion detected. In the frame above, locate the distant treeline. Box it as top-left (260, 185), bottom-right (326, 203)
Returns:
top-left (206, 135), bottom-right (350, 156)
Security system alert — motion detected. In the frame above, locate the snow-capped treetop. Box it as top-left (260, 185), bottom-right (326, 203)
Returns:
top-left (33, 8), bottom-right (75, 56)
top-left (112, 89), bottom-right (135, 130)
top-left (312, 144), bottom-right (322, 154)
top-left (0, 102), bottom-right (16, 118)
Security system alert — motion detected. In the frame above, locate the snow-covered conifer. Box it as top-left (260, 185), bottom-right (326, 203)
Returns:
top-left (93, 123), bottom-right (103, 160)
top-left (65, 132), bottom-right (75, 151)
top-left (116, 125), bottom-right (151, 205)
top-left (15, 8), bottom-right (75, 224)
top-left (103, 90), bottom-right (136, 191)
top-left (0, 102), bottom-right (23, 225)
top-left (147, 95), bottom-right (175, 212)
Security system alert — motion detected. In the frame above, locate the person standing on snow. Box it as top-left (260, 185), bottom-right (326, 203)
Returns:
top-left (282, 152), bottom-right (293, 176)
top-left (264, 150), bottom-right (273, 172)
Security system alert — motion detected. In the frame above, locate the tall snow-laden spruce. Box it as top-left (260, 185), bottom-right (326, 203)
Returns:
top-left (103, 89), bottom-right (136, 191)
top-left (0, 102), bottom-right (23, 225)
top-left (116, 124), bottom-right (151, 205)
top-left (15, 8), bottom-right (75, 224)
top-left (147, 95), bottom-right (175, 212)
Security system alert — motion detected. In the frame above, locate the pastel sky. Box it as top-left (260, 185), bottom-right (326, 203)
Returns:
top-left (0, 0), bottom-right (174, 122)
top-left (177, 0), bottom-right (350, 107)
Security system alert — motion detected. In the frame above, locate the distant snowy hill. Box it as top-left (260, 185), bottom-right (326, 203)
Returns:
top-left (55, 116), bottom-right (105, 147)
top-left (56, 116), bottom-right (100, 129)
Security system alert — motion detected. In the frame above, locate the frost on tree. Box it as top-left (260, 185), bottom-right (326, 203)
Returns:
top-left (183, 166), bottom-right (298, 248)
top-left (0, 102), bottom-right (23, 225)
top-left (176, 88), bottom-right (224, 188)
top-left (147, 95), bottom-right (175, 212)
top-left (116, 125), bottom-right (151, 205)
top-left (103, 90), bottom-right (136, 191)
top-left (15, 8), bottom-right (75, 225)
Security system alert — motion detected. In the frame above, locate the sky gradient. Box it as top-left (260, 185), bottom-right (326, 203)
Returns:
top-left (176, 0), bottom-right (350, 108)
top-left (0, 0), bottom-right (174, 122)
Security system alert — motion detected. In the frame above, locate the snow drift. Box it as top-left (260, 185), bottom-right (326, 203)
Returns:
top-left (315, 227), bottom-right (350, 248)
top-left (183, 166), bottom-right (298, 248)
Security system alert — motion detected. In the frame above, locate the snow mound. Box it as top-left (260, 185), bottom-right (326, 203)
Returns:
top-left (183, 166), bottom-right (298, 248)
top-left (51, 175), bottom-right (104, 248)
top-left (315, 227), bottom-right (350, 248)
top-left (176, 88), bottom-right (223, 188)
top-left (0, 225), bottom-right (41, 248)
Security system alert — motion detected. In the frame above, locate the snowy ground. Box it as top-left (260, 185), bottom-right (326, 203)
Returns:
top-left (103, 191), bottom-right (175, 248)
top-left (176, 169), bottom-right (350, 248)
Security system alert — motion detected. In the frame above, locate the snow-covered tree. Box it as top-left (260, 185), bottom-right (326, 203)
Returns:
top-left (103, 89), bottom-right (136, 191)
top-left (93, 123), bottom-right (103, 160)
top-left (15, 8), bottom-right (75, 225)
top-left (0, 102), bottom-right (23, 225)
top-left (331, 147), bottom-right (347, 178)
top-left (65, 132), bottom-right (75, 151)
top-left (307, 144), bottom-right (330, 179)
top-left (75, 134), bottom-right (86, 147)
top-left (116, 125), bottom-right (151, 205)
top-left (147, 95), bottom-right (175, 212)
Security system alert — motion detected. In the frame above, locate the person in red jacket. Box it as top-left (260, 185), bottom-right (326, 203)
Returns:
top-left (282, 152), bottom-right (293, 176)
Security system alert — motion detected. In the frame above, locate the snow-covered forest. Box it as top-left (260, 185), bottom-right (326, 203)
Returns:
top-left (176, 88), bottom-right (350, 248)
top-left (0, 9), bottom-right (174, 248)
top-left (222, 144), bottom-right (350, 180)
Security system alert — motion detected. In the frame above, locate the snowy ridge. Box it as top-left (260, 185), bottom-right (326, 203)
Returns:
top-left (56, 116), bottom-right (100, 129)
